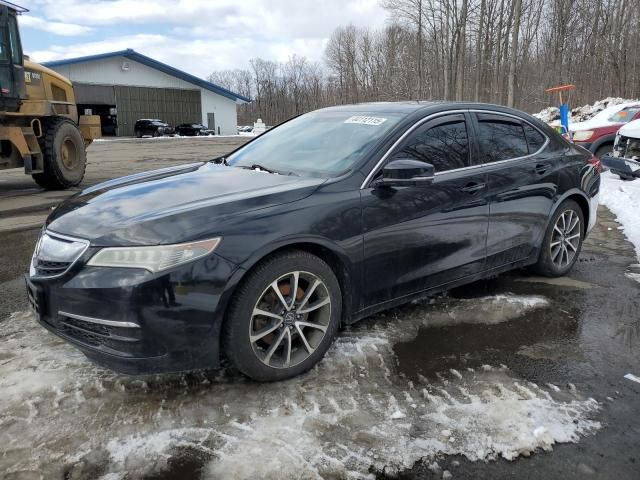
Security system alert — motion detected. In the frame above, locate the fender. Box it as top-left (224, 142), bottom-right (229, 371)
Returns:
top-left (547, 187), bottom-right (594, 236)
top-left (589, 134), bottom-right (616, 153)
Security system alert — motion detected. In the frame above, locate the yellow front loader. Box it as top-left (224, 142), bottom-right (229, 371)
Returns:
top-left (0, 1), bottom-right (100, 189)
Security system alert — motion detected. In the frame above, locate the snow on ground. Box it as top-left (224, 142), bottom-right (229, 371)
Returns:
top-left (600, 171), bottom-right (640, 260)
top-left (0, 294), bottom-right (600, 479)
top-left (533, 97), bottom-right (639, 125)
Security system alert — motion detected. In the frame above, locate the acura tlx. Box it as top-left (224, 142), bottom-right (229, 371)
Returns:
top-left (26, 102), bottom-right (600, 381)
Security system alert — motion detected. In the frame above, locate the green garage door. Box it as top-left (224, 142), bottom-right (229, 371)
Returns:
top-left (115, 86), bottom-right (201, 136)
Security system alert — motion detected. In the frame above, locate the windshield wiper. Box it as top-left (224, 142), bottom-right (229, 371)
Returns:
top-left (238, 164), bottom-right (298, 176)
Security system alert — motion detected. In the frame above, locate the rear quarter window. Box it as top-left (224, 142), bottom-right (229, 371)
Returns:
top-left (523, 123), bottom-right (547, 153)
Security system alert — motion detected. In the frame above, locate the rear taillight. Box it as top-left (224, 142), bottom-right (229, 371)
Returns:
top-left (588, 155), bottom-right (602, 173)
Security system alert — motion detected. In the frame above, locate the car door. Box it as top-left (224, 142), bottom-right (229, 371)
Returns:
top-left (472, 112), bottom-right (557, 269)
top-left (360, 112), bottom-right (490, 307)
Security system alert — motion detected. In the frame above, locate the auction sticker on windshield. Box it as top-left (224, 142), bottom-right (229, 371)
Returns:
top-left (344, 116), bottom-right (387, 126)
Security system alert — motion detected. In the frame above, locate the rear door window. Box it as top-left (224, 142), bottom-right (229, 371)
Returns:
top-left (394, 115), bottom-right (471, 173)
top-left (475, 114), bottom-right (529, 163)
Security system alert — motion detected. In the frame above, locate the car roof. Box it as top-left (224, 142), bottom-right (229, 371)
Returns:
top-left (316, 101), bottom-right (538, 119)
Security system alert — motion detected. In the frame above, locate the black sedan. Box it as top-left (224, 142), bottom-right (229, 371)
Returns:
top-left (175, 123), bottom-right (215, 136)
top-left (26, 102), bottom-right (601, 381)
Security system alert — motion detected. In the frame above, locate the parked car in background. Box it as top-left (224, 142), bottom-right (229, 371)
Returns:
top-left (238, 125), bottom-right (254, 133)
top-left (570, 103), bottom-right (640, 158)
top-left (175, 123), bottom-right (215, 136)
top-left (601, 118), bottom-right (640, 180)
top-left (26, 102), bottom-right (601, 381)
top-left (134, 119), bottom-right (175, 138)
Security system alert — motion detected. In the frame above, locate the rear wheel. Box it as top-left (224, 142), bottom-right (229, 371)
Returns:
top-left (533, 199), bottom-right (584, 277)
top-left (223, 251), bottom-right (341, 381)
top-left (32, 119), bottom-right (86, 190)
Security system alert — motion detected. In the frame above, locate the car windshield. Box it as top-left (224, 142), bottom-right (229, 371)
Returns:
top-left (226, 110), bottom-right (404, 176)
top-left (608, 107), bottom-right (640, 123)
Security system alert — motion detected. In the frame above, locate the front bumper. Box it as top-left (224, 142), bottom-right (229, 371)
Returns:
top-left (601, 154), bottom-right (640, 179)
top-left (26, 252), bottom-right (239, 374)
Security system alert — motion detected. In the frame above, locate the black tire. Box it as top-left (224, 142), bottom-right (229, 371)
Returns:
top-left (594, 144), bottom-right (613, 159)
top-left (32, 119), bottom-right (86, 190)
top-left (135, 130), bottom-right (142, 138)
top-left (533, 199), bottom-right (584, 277)
top-left (152, 130), bottom-right (160, 137)
top-left (223, 250), bottom-right (342, 381)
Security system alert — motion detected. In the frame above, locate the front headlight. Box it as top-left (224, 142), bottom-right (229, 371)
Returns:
top-left (572, 130), bottom-right (594, 141)
top-left (87, 237), bottom-right (221, 273)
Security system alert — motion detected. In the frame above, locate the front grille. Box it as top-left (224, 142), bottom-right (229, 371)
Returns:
top-left (30, 231), bottom-right (89, 279)
top-left (62, 316), bottom-right (111, 336)
top-left (615, 135), bottom-right (640, 160)
top-left (60, 323), bottom-right (104, 347)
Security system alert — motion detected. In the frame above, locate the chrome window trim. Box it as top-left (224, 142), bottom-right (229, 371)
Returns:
top-left (30, 230), bottom-right (90, 279)
top-left (58, 311), bottom-right (140, 329)
top-left (360, 108), bottom-right (550, 189)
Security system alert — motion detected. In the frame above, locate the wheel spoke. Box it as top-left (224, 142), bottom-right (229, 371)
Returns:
top-left (565, 240), bottom-right (577, 252)
top-left (297, 296), bottom-right (330, 314)
top-left (554, 225), bottom-right (564, 236)
top-left (568, 216), bottom-right (580, 233)
top-left (550, 240), bottom-right (562, 247)
top-left (270, 281), bottom-right (290, 311)
top-left (264, 328), bottom-right (287, 365)
top-left (250, 321), bottom-right (282, 343)
top-left (296, 320), bottom-right (327, 333)
top-left (289, 272), bottom-right (300, 310)
top-left (551, 245), bottom-right (562, 261)
top-left (565, 211), bottom-right (573, 232)
top-left (252, 308), bottom-right (283, 321)
top-left (295, 323), bottom-right (314, 353)
top-left (566, 232), bottom-right (580, 242)
top-left (283, 328), bottom-right (292, 366)
top-left (297, 279), bottom-right (320, 311)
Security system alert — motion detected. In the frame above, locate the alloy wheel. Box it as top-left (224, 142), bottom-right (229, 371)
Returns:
top-left (249, 271), bottom-right (331, 368)
top-left (550, 209), bottom-right (581, 269)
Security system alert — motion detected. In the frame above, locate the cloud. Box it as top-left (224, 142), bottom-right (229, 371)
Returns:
top-left (19, 15), bottom-right (92, 36)
top-left (23, 0), bottom-right (387, 75)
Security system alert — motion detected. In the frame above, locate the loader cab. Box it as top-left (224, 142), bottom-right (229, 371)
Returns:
top-left (0, 2), bottom-right (26, 112)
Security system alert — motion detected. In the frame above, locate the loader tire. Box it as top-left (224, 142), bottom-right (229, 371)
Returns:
top-left (32, 119), bottom-right (87, 190)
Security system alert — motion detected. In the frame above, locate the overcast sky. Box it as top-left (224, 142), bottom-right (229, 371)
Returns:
top-left (19, 0), bottom-right (387, 78)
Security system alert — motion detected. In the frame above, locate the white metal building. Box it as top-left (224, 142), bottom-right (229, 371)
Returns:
top-left (43, 49), bottom-right (250, 136)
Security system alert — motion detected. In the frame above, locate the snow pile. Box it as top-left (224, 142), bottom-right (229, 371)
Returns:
top-left (533, 97), bottom-right (639, 124)
top-left (600, 171), bottom-right (640, 260)
top-left (0, 294), bottom-right (601, 479)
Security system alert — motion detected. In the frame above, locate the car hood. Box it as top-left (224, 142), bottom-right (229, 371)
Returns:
top-left (619, 119), bottom-right (640, 139)
top-left (46, 162), bottom-right (326, 246)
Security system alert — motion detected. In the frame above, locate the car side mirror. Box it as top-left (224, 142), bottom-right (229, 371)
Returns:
top-left (377, 159), bottom-right (435, 187)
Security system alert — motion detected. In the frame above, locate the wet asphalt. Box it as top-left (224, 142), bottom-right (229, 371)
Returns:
top-left (390, 206), bottom-right (640, 479)
top-left (0, 207), bottom-right (638, 479)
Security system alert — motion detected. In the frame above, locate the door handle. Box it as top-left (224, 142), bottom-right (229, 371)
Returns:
top-left (460, 182), bottom-right (486, 194)
top-left (534, 163), bottom-right (550, 175)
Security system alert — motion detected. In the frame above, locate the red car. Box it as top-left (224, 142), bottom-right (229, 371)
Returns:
top-left (571, 103), bottom-right (640, 157)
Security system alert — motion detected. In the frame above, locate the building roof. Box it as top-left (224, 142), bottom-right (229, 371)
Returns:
top-left (42, 49), bottom-right (251, 103)
top-left (0, 1), bottom-right (29, 13)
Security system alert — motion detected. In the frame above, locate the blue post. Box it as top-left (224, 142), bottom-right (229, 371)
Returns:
top-left (559, 103), bottom-right (569, 134)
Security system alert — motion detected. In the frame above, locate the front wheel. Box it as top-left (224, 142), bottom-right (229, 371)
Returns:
top-left (32, 119), bottom-right (87, 190)
top-left (223, 251), bottom-right (342, 381)
top-left (533, 199), bottom-right (584, 277)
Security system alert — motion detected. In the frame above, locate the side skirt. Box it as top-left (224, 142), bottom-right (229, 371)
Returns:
top-left (348, 255), bottom-right (539, 324)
